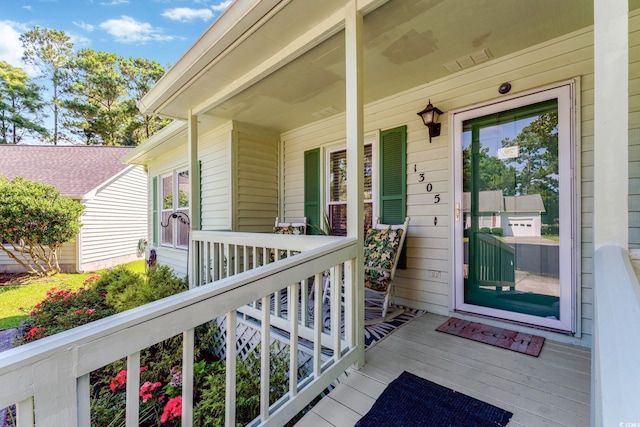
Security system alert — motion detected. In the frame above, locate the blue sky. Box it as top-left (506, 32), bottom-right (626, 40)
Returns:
top-left (0, 0), bottom-right (233, 73)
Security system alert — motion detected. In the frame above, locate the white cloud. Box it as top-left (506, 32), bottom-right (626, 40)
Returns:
top-left (22, 5), bottom-right (32, 10)
top-left (162, 7), bottom-right (213, 23)
top-left (73, 21), bottom-right (95, 32)
top-left (100, 0), bottom-right (129, 5)
top-left (0, 21), bottom-right (28, 69)
top-left (99, 16), bottom-right (173, 43)
top-left (69, 32), bottom-right (91, 48)
top-left (211, 0), bottom-right (232, 12)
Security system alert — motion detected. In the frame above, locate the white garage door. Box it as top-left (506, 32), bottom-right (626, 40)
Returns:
top-left (507, 216), bottom-right (536, 236)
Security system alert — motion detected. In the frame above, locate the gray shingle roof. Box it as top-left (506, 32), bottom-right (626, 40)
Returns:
top-left (504, 194), bottom-right (546, 213)
top-left (463, 191), bottom-right (546, 213)
top-left (463, 190), bottom-right (505, 212)
top-left (0, 145), bottom-right (135, 198)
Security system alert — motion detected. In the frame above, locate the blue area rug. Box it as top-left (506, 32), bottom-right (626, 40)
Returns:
top-left (355, 371), bottom-right (513, 427)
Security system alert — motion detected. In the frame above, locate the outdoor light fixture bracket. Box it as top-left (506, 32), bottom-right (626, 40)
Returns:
top-left (160, 211), bottom-right (191, 228)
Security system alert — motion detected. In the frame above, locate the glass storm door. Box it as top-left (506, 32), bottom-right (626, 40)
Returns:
top-left (453, 85), bottom-right (575, 332)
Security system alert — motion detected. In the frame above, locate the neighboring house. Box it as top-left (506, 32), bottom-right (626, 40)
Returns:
top-left (503, 194), bottom-right (547, 237)
top-left (462, 191), bottom-right (547, 236)
top-left (0, 146), bottom-right (147, 273)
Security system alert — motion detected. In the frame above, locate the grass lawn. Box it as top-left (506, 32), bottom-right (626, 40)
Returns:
top-left (0, 260), bottom-right (146, 331)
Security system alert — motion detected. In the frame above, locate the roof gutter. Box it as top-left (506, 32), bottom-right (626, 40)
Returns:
top-left (121, 121), bottom-right (188, 165)
top-left (138, 0), bottom-right (286, 117)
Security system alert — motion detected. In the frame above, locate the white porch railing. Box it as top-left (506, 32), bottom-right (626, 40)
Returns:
top-left (0, 232), bottom-right (360, 427)
top-left (592, 245), bottom-right (640, 426)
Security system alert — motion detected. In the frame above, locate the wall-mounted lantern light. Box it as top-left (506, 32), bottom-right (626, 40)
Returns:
top-left (417, 99), bottom-right (443, 143)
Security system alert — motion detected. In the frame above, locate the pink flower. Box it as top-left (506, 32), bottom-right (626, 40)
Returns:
top-left (25, 327), bottom-right (47, 340)
top-left (83, 275), bottom-right (101, 285)
top-left (86, 308), bottom-right (96, 314)
top-left (110, 370), bottom-right (127, 392)
top-left (139, 381), bottom-right (162, 402)
top-left (160, 396), bottom-right (182, 423)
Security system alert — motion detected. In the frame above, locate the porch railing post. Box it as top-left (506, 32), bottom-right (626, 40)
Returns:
top-left (33, 351), bottom-right (78, 427)
top-left (345, 0), bottom-right (365, 368)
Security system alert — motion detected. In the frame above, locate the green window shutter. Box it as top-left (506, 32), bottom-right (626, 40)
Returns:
top-left (380, 126), bottom-right (407, 268)
top-left (152, 176), bottom-right (158, 246)
top-left (380, 125), bottom-right (407, 224)
top-left (304, 148), bottom-right (321, 235)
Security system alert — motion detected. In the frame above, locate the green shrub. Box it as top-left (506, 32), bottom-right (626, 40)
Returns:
top-left (542, 224), bottom-right (559, 235)
top-left (105, 265), bottom-right (187, 312)
top-left (193, 342), bottom-right (299, 427)
top-left (0, 177), bottom-right (85, 275)
top-left (17, 264), bottom-right (301, 427)
top-left (101, 266), bottom-right (145, 308)
top-left (491, 227), bottom-right (504, 236)
top-left (480, 227), bottom-right (491, 233)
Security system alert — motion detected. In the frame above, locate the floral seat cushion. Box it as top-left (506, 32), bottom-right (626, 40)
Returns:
top-left (272, 224), bottom-right (305, 261)
top-left (363, 226), bottom-right (403, 292)
top-left (273, 224), bottom-right (305, 235)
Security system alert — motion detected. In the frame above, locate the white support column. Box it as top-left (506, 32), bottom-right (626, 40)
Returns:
top-left (593, 0), bottom-right (629, 248)
top-left (345, 0), bottom-right (365, 368)
top-left (592, 1), bottom-right (630, 426)
top-left (188, 112), bottom-right (200, 287)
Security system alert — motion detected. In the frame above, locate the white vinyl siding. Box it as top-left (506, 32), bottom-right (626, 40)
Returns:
top-left (0, 240), bottom-right (77, 273)
top-left (628, 12), bottom-right (640, 248)
top-left (199, 122), bottom-right (233, 231)
top-left (79, 166), bottom-right (148, 271)
top-left (233, 123), bottom-right (279, 232)
top-left (144, 120), bottom-right (278, 276)
top-left (282, 25), bottom-right (597, 345)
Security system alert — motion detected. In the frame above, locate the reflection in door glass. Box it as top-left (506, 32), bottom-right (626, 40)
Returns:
top-left (462, 100), bottom-right (560, 319)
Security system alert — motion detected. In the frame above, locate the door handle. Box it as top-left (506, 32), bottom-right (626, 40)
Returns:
top-left (455, 203), bottom-right (461, 222)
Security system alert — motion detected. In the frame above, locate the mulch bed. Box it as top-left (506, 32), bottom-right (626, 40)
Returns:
top-left (0, 273), bottom-right (31, 287)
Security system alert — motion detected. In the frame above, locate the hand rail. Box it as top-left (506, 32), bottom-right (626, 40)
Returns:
top-left (592, 245), bottom-right (640, 426)
top-left (0, 233), bottom-right (359, 427)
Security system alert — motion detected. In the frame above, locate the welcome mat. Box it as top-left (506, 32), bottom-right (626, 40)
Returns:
top-left (355, 371), bottom-right (513, 427)
top-left (436, 317), bottom-right (544, 357)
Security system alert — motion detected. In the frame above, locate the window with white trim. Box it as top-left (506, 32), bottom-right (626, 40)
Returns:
top-left (325, 142), bottom-right (375, 236)
top-left (160, 169), bottom-right (189, 249)
top-left (304, 127), bottom-right (406, 237)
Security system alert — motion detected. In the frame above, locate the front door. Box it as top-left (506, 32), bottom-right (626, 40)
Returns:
top-left (453, 84), bottom-right (575, 332)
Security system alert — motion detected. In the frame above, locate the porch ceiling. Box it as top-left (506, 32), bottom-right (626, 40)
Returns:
top-left (145, 0), bottom-right (595, 133)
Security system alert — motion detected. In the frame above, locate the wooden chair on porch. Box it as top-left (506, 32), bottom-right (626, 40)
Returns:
top-left (272, 217), bottom-right (307, 262)
top-left (273, 217), bottom-right (307, 235)
top-left (363, 217), bottom-right (410, 324)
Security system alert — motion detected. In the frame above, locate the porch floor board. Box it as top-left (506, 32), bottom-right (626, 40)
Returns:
top-left (296, 313), bottom-right (591, 427)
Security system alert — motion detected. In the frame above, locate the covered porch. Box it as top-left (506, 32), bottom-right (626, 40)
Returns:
top-left (1, 0), bottom-right (637, 425)
top-left (297, 312), bottom-right (591, 427)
